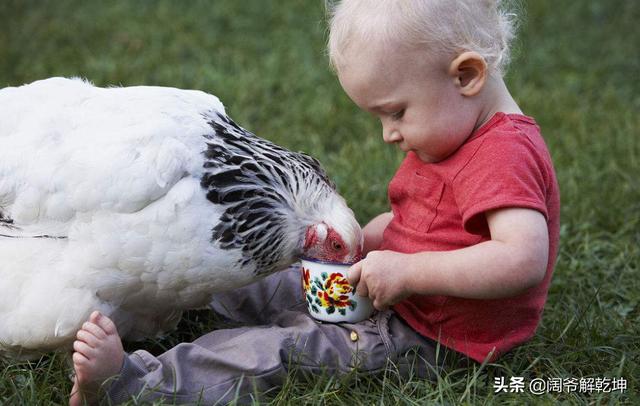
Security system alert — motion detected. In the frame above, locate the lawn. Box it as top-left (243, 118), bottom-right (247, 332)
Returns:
top-left (1, 0), bottom-right (638, 404)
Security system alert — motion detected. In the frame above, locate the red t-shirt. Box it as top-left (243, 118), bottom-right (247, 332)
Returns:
top-left (381, 113), bottom-right (560, 362)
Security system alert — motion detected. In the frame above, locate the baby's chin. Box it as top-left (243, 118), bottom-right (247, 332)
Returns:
top-left (411, 150), bottom-right (443, 164)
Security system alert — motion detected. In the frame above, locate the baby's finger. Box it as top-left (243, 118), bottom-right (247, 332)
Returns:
top-left (373, 298), bottom-right (389, 312)
top-left (347, 262), bottom-right (362, 287)
top-left (355, 278), bottom-right (370, 298)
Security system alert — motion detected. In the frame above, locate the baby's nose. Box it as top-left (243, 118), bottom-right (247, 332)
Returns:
top-left (383, 128), bottom-right (402, 144)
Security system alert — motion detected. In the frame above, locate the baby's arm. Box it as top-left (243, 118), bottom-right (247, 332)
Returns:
top-left (362, 211), bottom-right (393, 255)
top-left (349, 208), bottom-right (548, 310)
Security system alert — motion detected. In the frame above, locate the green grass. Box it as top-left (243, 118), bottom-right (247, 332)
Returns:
top-left (1, 0), bottom-right (638, 404)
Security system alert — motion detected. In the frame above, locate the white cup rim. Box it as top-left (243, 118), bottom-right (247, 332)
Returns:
top-left (299, 256), bottom-right (357, 266)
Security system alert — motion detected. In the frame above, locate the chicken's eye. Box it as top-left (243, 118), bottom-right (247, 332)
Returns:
top-left (331, 240), bottom-right (343, 251)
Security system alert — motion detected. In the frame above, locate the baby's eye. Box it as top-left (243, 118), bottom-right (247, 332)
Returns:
top-left (390, 109), bottom-right (405, 121)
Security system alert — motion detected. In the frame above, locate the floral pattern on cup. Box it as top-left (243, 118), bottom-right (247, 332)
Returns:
top-left (302, 266), bottom-right (357, 316)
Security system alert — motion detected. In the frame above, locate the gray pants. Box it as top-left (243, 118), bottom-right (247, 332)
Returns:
top-left (106, 266), bottom-right (442, 404)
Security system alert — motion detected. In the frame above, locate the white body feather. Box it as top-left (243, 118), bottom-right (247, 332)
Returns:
top-left (0, 78), bottom-right (281, 357)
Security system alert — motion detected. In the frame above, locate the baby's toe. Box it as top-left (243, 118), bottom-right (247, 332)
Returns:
top-left (76, 329), bottom-right (100, 347)
top-left (92, 312), bottom-right (119, 337)
top-left (72, 352), bottom-right (91, 379)
top-left (72, 351), bottom-right (88, 366)
top-left (73, 340), bottom-right (94, 358)
top-left (80, 321), bottom-right (106, 340)
top-left (88, 311), bottom-right (102, 325)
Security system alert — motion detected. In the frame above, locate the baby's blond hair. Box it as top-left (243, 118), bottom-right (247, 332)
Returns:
top-left (327, 0), bottom-right (518, 77)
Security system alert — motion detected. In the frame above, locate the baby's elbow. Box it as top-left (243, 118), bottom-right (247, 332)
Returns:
top-left (514, 249), bottom-right (548, 291)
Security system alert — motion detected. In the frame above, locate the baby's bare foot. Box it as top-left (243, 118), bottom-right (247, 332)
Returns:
top-left (69, 311), bottom-right (124, 406)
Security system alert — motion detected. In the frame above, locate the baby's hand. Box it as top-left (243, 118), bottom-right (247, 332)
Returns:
top-left (347, 250), bottom-right (412, 311)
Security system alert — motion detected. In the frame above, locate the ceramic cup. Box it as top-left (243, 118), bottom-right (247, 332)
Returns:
top-left (300, 257), bottom-right (374, 323)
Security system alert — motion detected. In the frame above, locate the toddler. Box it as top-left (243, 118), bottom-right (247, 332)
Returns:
top-left (70, 1), bottom-right (560, 404)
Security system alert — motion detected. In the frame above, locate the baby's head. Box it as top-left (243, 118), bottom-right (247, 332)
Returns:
top-left (328, 0), bottom-right (516, 78)
top-left (327, 0), bottom-right (519, 162)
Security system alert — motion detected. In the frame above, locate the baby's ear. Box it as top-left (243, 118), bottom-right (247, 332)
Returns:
top-left (449, 52), bottom-right (488, 97)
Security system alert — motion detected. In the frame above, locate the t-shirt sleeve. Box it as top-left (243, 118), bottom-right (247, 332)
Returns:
top-left (452, 132), bottom-right (549, 235)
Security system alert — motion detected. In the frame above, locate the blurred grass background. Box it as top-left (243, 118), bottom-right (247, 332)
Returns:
top-left (0, 0), bottom-right (638, 404)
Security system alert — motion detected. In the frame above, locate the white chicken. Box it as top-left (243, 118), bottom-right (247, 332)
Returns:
top-left (0, 77), bottom-right (362, 359)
